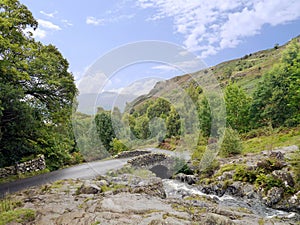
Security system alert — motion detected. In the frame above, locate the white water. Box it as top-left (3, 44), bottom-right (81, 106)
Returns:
top-left (162, 179), bottom-right (296, 218)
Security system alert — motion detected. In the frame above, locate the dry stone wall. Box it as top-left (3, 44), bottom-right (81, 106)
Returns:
top-left (0, 155), bottom-right (46, 178)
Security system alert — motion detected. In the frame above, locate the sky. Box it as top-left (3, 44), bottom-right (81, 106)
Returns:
top-left (19, 0), bottom-right (300, 95)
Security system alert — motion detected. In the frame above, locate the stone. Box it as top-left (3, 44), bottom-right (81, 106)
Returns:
top-left (78, 183), bottom-right (102, 195)
top-left (0, 154), bottom-right (46, 178)
top-left (174, 173), bottom-right (198, 185)
top-left (264, 187), bottom-right (284, 207)
top-left (114, 150), bottom-right (151, 159)
top-left (97, 179), bottom-right (109, 187)
top-left (272, 170), bottom-right (295, 187)
top-left (269, 151), bottom-right (284, 160)
top-left (203, 213), bottom-right (236, 225)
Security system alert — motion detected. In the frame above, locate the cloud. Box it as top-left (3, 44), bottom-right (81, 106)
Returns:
top-left (40, 10), bottom-right (58, 18)
top-left (26, 28), bottom-right (47, 39)
top-left (37, 19), bottom-right (62, 31)
top-left (111, 78), bottom-right (162, 96)
top-left (86, 16), bottom-right (105, 26)
top-left (78, 72), bottom-right (108, 94)
top-left (136, 0), bottom-right (300, 58)
top-left (61, 19), bottom-right (73, 27)
top-left (152, 64), bottom-right (177, 72)
top-left (86, 14), bottom-right (135, 26)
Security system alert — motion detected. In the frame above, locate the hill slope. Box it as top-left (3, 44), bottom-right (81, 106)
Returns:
top-left (128, 35), bottom-right (300, 110)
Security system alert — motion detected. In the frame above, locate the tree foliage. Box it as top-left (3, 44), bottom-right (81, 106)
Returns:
top-left (0, 0), bottom-right (78, 168)
top-left (250, 40), bottom-right (300, 128)
top-left (95, 111), bottom-right (116, 153)
top-left (225, 83), bottom-right (251, 132)
top-left (219, 127), bottom-right (242, 157)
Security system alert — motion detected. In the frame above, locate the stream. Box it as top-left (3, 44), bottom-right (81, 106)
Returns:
top-left (162, 179), bottom-right (296, 219)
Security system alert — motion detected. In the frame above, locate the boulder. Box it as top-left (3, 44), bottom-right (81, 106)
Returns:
top-left (272, 170), bottom-right (295, 187)
top-left (77, 183), bottom-right (102, 195)
top-left (203, 213), bottom-right (236, 225)
top-left (264, 187), bottom-right (284, 207)
top-left (174, 173), bottom-right (198, 185)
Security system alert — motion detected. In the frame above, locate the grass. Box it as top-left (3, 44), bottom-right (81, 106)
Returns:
top-left (242, 126), bottom-right (300, 154)
top-left (0, 208), bottom-right (36, 225)
top-left (0, 197), bottom-right (35, 225)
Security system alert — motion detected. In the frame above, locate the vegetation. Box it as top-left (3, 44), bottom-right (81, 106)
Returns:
top-left (0, 2), bottom-right (299, 199)
top-left (0, 0), bottom-right (80, 170)
top-left (0, 197), bottom-right (35, 225)
top-left (219, 127), bottom-right (242, 157)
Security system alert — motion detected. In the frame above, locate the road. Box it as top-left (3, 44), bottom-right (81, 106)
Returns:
top-left (0, 158), bottom-right (128, 196)
top-left (0, 148), bottom-right (191, 196)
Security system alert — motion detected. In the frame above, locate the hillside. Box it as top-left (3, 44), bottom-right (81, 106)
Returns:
top-left (129, 35), bottom-right (300, 110)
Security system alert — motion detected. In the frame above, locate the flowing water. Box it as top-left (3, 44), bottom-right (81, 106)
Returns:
top-left (162, 179), bottom-right (296, 219)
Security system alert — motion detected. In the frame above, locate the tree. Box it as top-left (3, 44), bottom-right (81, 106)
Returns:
top-left (134, 115), bottom-right (150, 139)
top-left (95, 112), bottom-right (116, 153)
top-left (147, 98), bottom-right (171, 119)
top-left (250, 40), bottom-right (300, 128)
top-left (166, 107), bottom-right (181, 138)
top-left (219, 127), bottom-right (242, 157)
top-left (0, 0), bottom-right (77, 168)
top-left (198, 97), bottom-right (211, 137)
top-left (225, 83), bottom-right (251, 132)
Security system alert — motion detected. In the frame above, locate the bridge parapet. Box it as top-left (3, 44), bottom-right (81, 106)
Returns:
top-left (127, 153), bottom-right (185, 178)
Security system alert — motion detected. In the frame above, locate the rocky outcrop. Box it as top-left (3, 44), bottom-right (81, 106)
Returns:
top-left (8, 171), bottom-right (298, 225)
top-left (174, 173), bottom-right (198, 185)
top-left (0, 155), bottom-right (46, 178)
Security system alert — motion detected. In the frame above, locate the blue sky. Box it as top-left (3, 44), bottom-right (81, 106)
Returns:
top-left (20, 0), bottom-right (300, 94)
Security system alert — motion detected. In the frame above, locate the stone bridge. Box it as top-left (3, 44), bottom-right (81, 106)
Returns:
top-left (127, 153), bottom-right (186, 179)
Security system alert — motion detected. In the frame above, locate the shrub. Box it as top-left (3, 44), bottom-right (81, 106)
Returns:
top-left (256, 158), bottom-right (285, 173)
top-left (219, 127), bottom-right (242, 157)
top-left (233, 165), bottom-right (257, 183)
top-left (255, 174), bottom-right (283, 192)
top-left (111, 138), bottom-right (129, 154)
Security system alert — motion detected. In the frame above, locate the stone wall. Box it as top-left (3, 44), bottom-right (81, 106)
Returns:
top-left (114, 150), bottom-right (151, 159)
top-left (127, 153), bottom-right (168, 168)
top-left (0, 155), bottom-right (46, 178)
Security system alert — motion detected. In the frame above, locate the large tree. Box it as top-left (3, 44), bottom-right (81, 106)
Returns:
top-left (0, 0), bottom-right (77, 168)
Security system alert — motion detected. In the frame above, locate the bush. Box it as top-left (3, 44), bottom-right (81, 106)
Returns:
top-left (233, 165), bottom-right (257, 183)
top-left (255, 174), bottom-right (283, 192)
top-left (111, 138), bottom-right (129, 154)
top-left (219, 127), bottom-right (242, 157)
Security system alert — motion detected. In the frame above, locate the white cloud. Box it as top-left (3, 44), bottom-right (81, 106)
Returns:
top-left (119, 78), bottom-right (162, 96)
top-left (40, 10), bottom-right (58, 18)
top-left (37, 19), bottom-right (61, 31)
top-left (61, 19), bottom-right (73, 27)
top-left (152, 59), bottom-right (205, 73)
top-left (136, 0), bottom-right (300, 58)
top-left (26, 28), bottom-right (47, 39)
top-left (86, 14), bottom-right (135, 26)
top-left (152, 64), bottom-right (177, 72)
top-left (86, 16), bottom-right (105, 26)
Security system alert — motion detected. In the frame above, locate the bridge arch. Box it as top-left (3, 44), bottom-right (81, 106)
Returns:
top-left (149, 165), bottom-right (171, 179)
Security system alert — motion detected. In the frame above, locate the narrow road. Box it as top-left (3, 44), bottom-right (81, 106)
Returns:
top-left (0, 148), bottom-right (190, 196)
top-left (0, 158), bottom-right (128, 196)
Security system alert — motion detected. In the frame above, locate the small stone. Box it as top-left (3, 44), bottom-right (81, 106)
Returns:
top-left (78, 184), bottom-right (102, 195)
top-left (97, 179), bottom-right (109, 187)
